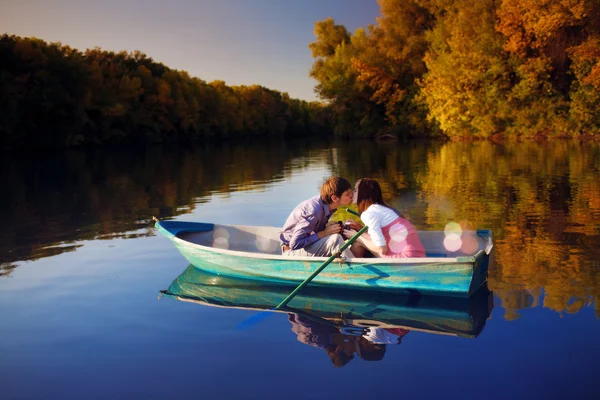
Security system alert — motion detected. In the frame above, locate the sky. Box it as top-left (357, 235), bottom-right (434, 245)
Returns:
top-left (1, 0), bottom-right (381, 101)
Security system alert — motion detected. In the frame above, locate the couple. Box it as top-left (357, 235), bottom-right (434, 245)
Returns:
top-left (280, 176), bottom-right (425, 259)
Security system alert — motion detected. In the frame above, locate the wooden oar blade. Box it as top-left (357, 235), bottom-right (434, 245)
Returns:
top-left (236, 310), bottom-right (275, 330)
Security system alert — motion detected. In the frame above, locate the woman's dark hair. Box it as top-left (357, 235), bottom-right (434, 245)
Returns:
top-left (324, 344), bottom-right (354, 368)
top-left (355, 178), bottom-right (403, 217)
top-left (355, 178), bottom-right (389, 214)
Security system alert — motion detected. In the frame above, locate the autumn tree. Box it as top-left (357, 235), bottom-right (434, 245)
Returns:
top-left (308, 4), bottom-right (435, 139)
top-left (419, 0), bottom-right (512, 138)
top-left (352, 0), bottom-right (435, 137)
top-left (497, 0), bottom-right (600, 136)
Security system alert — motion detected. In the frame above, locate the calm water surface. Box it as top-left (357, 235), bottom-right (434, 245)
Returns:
top-left (1, 139), bottom-right (599, 399)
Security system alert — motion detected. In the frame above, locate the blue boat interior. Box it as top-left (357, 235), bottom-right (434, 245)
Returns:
top-left (157, 220), bottom-right (493, 259)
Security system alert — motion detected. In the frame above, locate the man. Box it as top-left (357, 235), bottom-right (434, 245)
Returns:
top-left (280, 176), bottom-right (355, 258)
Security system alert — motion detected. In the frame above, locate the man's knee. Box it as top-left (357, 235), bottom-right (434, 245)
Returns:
top-left (326, 234), bottom-right (345, 246)
top-left (325, 234), bottom-right (347, 255)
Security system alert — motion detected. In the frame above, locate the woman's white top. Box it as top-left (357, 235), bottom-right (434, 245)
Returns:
top-left (361, 204), bottom-right (399, 247)
top-left (363, 328), bottom-right (401, 344)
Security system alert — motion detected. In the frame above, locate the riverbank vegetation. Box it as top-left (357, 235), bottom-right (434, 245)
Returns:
top-left (1, 0), bottom-right (600, 149)
top-left (0, 34), bottom-right (331, 149)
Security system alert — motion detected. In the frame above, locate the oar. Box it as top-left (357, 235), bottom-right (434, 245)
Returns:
top-left (237, 225), bottom-right (368, 329)
top-left (275, 225), bottom-right (368, 309)
top-left (345, 207), bottom-right (360, 217)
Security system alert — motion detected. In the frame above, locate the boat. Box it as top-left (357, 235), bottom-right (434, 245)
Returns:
top-left (161, 264), bottom-right (495, 338)
top-left (155, 220), bottom-right (494, 298)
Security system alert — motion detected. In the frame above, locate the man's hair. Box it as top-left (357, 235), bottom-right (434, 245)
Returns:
top-left (320, 176), bottom-right (351, 204)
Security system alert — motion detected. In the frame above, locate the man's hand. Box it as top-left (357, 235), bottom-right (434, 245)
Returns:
top-left (318, 221), bottom-right (343, 239)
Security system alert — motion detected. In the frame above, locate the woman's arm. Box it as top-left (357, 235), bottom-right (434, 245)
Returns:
top-left (360, 210), bottom-right (387, 255)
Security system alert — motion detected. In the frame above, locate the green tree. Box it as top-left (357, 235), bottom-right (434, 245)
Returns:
top-left (0, 35), bottom-right (329, 149)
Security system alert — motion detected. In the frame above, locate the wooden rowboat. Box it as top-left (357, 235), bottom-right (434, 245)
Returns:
top-left (161, 265), bottom-right (494, 338)
top-left (155, 220), bottom-right (494, 298)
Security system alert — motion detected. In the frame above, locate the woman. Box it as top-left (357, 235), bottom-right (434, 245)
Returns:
top-left (346, 178), bottom-right (425, 258)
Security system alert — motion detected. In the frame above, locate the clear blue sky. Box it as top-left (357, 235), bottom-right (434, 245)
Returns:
top-left (1, 0), bottom-right (381, 101)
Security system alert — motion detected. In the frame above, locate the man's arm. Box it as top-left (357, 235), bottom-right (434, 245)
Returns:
top-left (289, 215), bottom-right (319, 250)
top-left (289, 214), bottom-right (342, 250)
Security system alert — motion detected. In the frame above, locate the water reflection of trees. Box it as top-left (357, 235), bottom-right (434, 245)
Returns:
top-left (330, 139), bottom-right (440, 226)
top-left (0, 139), bottom-right (331, 271)
top-left (336, 140), bottom-right (600, 317)
top-left (3, 139), bottom-right (599, 319)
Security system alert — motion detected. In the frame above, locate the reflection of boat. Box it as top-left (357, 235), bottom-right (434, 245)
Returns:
top-left (161, 265), bottom-right (494, 338)
top-left (155, 220), bottom-right (494, 298)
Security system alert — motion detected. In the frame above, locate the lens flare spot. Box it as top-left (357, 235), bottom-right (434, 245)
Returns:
top-left (214, 228), bottom-right (230, 240)
top-left (213, 237), bottom-right (229, 250)
top-left (389, 239), bottom-right (407, 254)
top-left (389, 223), bottom-right (408, 242)
top-left (255, 236), bottom-right (277, 253)
top-left (444, 222), bottom-right (462, 237)
top-left (443, 233), bottom-right (462, 252)
top-left (460, 234), bottom-right (479, 254)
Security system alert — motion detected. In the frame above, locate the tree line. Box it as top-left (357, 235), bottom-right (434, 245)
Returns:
top-left (2, 0), bottom-right (600, 148)
top-left (310, 0), bottom-right (600, 139)
top-left (0, 34), bottom-right (331, 149)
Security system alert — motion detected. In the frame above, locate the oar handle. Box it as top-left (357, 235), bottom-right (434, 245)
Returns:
top-left (345, 207), bottom-right (360, 217)
top-left (275, 225), bottom-right (368, 309)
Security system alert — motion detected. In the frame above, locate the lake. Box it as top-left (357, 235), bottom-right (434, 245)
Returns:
top-left (1, 138), bottom-right (599, 399)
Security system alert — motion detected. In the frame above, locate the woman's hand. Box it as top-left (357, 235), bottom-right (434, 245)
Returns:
top-left (343, 228), bottom-right (358, 239)
top-left (344, 219), bottom-right (362, 230)
top-left (376, 245), bottom-right (388, 257)
top-left (353, 234), bottom-right (387, 258)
